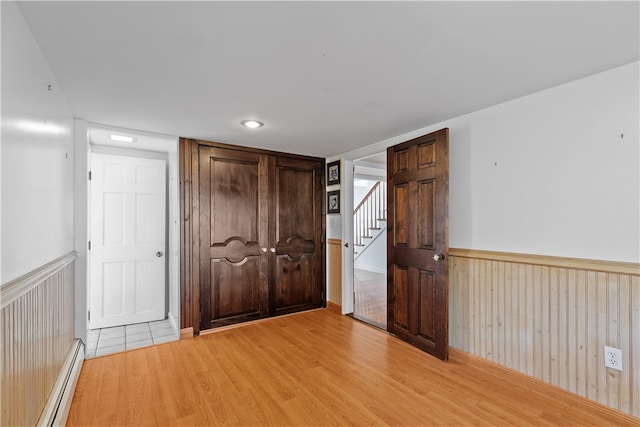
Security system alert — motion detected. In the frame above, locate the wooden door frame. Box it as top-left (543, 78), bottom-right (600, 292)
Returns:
top-left (180, 138), bottom-right (326, 335)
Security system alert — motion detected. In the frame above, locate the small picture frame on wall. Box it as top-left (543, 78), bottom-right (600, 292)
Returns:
top-left (327, 160), bottom-right (341, 186)
top-left (327, 190), bottom-right (340, 214)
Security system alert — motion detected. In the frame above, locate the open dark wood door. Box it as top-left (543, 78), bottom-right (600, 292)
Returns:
top-left (387, 128), bottom-right (449, 360)
top-left (198, 146), bottom-right (269, 329)
top-left (271, 156), bottom-right (325, 315)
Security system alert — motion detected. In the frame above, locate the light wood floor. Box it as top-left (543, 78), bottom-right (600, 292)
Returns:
top-left (68, 309), bottom-right (637, 426)
top-left (353, 268), bottom-right (386, 328)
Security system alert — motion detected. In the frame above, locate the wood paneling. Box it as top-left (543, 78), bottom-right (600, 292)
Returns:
top-left (179, 138), bottom-right (194, 330)
top-left (1, 255), bottom-right (76, 426)
top-left (198, 146), bottom-right (267, 329)
top-left (327, 239), bottom-right (342, 308)
top-left (272, 156), bottom-right (324, 316)
top-left (68, 309), bottom-right (638, 426)
top-left (180, 138), bottom-right (325, 332)
top-left (387, 128), bottom-right (449, 360)
top-left (449, 248), bottom-right (640, 418)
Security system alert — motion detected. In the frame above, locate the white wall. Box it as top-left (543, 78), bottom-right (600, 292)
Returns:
top-left (1, 1), bottom-right (75, 283)
top-left (353, 179), bottom-right (376, 209)
top-left (354, 230), bottom-right (386, 274)
top-left (73, 120), bottom-right (88, 341)
top-left (340, 62), bottom-right (640, 263)
top-left (326, 156), bottom-right (343, 240)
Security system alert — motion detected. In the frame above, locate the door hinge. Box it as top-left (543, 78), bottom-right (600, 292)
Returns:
top-left (88, 171), bottom-right (92, 180)
top-left (88, 241), bottom-right (91, 250)
top-left (88, 311), bottom-right (90, 321)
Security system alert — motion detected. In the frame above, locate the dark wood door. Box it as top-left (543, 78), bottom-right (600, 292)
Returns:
top-left (387, 128), bottom-right (449, 360)
top-left (271, 156), bottom-right (325, 315)
top-left (198, 146), bottom-right (269, 329)
top-left (196, 143), bottom-right (325, 331)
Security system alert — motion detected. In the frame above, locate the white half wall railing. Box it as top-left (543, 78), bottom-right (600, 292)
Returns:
top-left (1, 251), bottom-right (83, 426)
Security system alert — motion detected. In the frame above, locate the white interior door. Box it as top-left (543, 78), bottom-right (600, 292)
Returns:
top-left (89, 153), bottom-right (166, 329)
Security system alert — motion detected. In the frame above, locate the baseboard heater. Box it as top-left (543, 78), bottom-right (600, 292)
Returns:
top-left (37, 339), bottom-right (84, 427)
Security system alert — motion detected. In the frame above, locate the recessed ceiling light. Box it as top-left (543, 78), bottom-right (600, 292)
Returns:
top-left (241, 120), bottom-right (264, 129)
top-left (110, 134), bottom-right (135, 142)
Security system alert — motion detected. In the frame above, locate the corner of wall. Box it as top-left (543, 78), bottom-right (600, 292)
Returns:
top-left (73, 119), bottom-right (89, 343)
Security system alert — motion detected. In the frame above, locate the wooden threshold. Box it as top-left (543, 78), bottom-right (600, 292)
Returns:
top-left (197, 308), bottom-right (325, 336)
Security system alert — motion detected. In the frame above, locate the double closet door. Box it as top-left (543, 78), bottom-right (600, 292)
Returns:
top-left (196, 144), bottom-right (324, 331)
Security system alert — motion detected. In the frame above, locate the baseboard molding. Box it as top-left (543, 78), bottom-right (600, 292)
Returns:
top-left (449, 348), bottom-right (640, 424)
top-left (180, 327), bottom-right (194, 339)
top-left (167, 311), bottom-right (180, 338)
top-left (37, 339), bottom-right (84, 427)
top-left (326, 301), bottom-right (342, 314)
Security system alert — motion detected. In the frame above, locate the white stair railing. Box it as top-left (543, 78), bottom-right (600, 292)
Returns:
top-left (353, 181), bottom-right (386, 257)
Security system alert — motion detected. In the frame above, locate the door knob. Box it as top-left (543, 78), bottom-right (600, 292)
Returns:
top-left (261, 247), bottom-right (267, 253)
top-left (156, 251), bottom-right (163, 257)
top-left (270, 248), bottom-right (276, 253)
top-left (433, 253), bottom-right (444, 261)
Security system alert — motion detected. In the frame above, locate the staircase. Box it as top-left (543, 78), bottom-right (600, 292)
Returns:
top-left (354, 181), bottom-right (387, 260)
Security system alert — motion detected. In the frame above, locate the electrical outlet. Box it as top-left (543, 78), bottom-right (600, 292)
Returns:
top-left (604, 346), bottom-right (623, 371)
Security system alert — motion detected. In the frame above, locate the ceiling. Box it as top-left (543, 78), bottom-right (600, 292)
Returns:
top-left (16, 1), bottom-right (639, 158)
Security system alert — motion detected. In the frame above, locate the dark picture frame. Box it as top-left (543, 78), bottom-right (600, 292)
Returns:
top-left (327, 160), bottom-right (340, 186)
top-left (327, 190), bottom-right (340, 214)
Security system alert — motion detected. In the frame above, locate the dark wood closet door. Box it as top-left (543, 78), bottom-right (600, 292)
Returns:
top-left (387, 128), bottom-right (449, 360)
top-left (198, 146), bottom-right (269, 329)
top-left (271, 156), bottom-right (325, 315)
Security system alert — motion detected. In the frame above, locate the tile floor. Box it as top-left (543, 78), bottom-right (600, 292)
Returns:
top-left (85, 319), bottom-right (177, 359)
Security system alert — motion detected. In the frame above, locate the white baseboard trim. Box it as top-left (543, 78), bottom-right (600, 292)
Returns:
top-left (37, 339), bottom-right (84, 427)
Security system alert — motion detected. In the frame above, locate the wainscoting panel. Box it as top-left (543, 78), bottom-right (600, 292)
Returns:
top-left (327, 238), bottom-right (342, 308)
top-left (1, 253), bottom-right (76, 426)
top-left (449, 249), bottom-right (639, 418)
